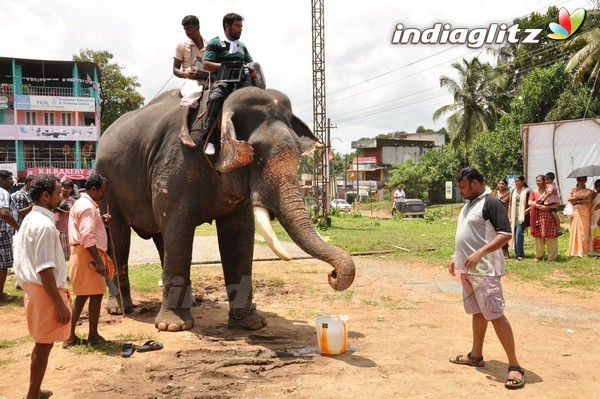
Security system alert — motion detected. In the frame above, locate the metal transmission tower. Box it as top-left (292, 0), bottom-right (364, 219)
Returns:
top-left (311, 0), bottom-right (329, 220)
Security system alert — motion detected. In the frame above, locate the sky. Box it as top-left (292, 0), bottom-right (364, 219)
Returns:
top-left (2, 0), bottom-right (593, 153)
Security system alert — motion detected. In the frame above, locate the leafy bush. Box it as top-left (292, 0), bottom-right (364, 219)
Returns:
top-left (424, 208), bottom-right (443, 223)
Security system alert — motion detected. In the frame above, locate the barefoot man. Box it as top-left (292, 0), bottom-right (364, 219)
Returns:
top-left (64, 174), bottom-right (114, 347)
top-left (14, 174), bottom-right (71, 399)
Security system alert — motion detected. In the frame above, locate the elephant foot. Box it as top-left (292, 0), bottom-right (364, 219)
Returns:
top-left (228, 306), bottom-right (268, 330)
top-left (155, 306), bottom-right (194, 332)
top-left (105, 295), bottom-right (134, 315)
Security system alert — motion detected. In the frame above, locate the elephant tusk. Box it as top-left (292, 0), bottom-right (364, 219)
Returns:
top-left (254, 206), bottom-right (292, 261)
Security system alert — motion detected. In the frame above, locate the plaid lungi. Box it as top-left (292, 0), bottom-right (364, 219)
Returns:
top-left (0, 231), bottom-right (14, 269)
top-left (59, 232), bottom-right (71, 261)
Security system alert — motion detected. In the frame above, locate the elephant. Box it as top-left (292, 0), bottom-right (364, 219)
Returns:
top-left (95, 86), bottom-right (356, 332)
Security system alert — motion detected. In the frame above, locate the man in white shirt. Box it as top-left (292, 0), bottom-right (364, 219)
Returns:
top-left (392, 185), bottom-right (406, 213)
top-left (14, 174), bottom-right (71, 399)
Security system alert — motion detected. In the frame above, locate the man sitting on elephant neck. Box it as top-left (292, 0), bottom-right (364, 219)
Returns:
top-left (173, 15), bottom-right (208, 148)
top-left (200, 12), bottom-right (253, 155)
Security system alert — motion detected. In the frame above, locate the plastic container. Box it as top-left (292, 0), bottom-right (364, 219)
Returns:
top-left (315, 315), bottom-right (349, 355)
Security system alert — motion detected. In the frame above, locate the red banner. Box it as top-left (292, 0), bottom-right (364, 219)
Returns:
top-left (27, 168), bottom-right (93, 181)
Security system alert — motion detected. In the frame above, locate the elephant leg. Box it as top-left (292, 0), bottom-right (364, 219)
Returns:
top-left (154, 220), bottom-right (195, 332)
top-left (105, 206), bottom-right (134, 314)
top-left (152, 233), bottom-right (165, 267)
top-left (216, 201), bottom-right (267, 330)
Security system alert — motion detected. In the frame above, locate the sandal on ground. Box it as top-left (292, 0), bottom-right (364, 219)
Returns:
top-left (120, 343), bottom-right (136, 358)
top-left (0, 293), bottom-right (18, 303)
top-left (62, 336), bottom-right (85, 348)
top-left (136, 340), bottom-right (163, 352)
top-left (449, 352), bottom-right (485, 367)
top-left (39, 389), bottom-right (53, 399)
top-left (505, 365), bottom-right (526, 389)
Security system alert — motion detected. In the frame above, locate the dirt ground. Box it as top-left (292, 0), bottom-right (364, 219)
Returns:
top-left (1, 235), bottom-right (600, 398)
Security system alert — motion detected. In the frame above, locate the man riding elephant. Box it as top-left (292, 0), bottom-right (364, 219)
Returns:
top-left (200, 12), bottom-right (253, 155)
top-left (173, 15), bottom-right (209, 148)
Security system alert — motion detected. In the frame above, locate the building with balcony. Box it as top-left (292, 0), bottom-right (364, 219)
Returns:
top-left (0, 56), bottom-right (101, 182)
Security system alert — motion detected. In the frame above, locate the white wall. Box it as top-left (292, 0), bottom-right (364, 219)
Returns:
top-left (523, 118), bottom-right (600, 204)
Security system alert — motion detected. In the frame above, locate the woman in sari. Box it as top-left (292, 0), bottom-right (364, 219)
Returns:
top-left (566, 176), bottom-right (593, 257)
top-left (492, 178), bottom-right (510, 257)
top-left (529, 175), bottom-right (559, 261)
top-left (508, 175), bottom-right (530, 260)
top-left (589, 179), bottom-right (600, 256)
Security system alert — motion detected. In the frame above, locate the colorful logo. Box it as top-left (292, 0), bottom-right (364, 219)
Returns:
top-left (547, 8), bottom-right (586, 40)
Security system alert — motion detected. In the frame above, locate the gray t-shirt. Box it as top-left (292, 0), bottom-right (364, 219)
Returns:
top-left (454, 192), bottom-right (511, 276)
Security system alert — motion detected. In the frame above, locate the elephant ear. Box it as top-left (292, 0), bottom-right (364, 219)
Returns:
top-left (215, 110), bottom-right (254, 173)
top-left (291, 115), bottom-right (324, 156)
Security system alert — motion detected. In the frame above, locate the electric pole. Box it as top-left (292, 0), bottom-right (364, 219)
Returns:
top-left (311, 0), bottom-right (327, 220)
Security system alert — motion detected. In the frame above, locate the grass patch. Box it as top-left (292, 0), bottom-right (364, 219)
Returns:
top-left (0, 358), bottom-right (17, 365)
top-left (66, 341), bottom-right (122, 355)
top-left (128, 263), bottom-right (162, 292)
top-left (0, 336), bottom-right (32, 348)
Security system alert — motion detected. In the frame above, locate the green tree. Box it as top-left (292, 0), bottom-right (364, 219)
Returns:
top-left (415, 125), bottom-right (434, 133)
top-left (73, 49), bottom-right (145, 131)
top-left (387, 147), bottom-right (460, 200)
top-left (510, 62), bottom-right (570, 123)
top-left (470, 114), bottom-right (523, 184)
top-left (491, 7), bottom-right (563, 93)
top-left (433, 58), bottom-right (499, 165)
top-left (565, 27), bottom-right (600, 90)
top-left (545, 85), bottom-right (600, 120)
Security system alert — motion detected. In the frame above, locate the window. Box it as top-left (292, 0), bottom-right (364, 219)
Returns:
top-left (25, 111), bottom-right (37, 125)
top-left (61, 112), bottom-right (72, 126)
top-left (43, 112), bottom-right (55, 125)
top-left (0, 142), bottom-right (16, 162)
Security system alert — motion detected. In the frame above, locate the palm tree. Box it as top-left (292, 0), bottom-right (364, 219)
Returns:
top-left (565, 3), bottom-right (600, 93)
top-left (566, 27), bottom-right (600, 91)
top-left (433, 58), bottom-right (499, 165)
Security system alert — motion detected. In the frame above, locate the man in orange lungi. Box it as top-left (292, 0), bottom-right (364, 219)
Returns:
top-left (64, 174), bottom-right (114, 347)
top-left (14, 174), bottom-right (71, 399)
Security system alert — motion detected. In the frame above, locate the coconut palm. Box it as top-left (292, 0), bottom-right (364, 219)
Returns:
top-left (566, 27), bottom-right (600, 90)
top-left (433, 58), bottom-right (499, 165)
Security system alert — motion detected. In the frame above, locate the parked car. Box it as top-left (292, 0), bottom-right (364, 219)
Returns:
top-left (391, 199), bottom-right (426, 217)
top-left (331, 198), bottom-right (352, 212)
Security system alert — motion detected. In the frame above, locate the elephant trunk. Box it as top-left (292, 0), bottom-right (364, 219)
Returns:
top-left (272, 180), bottom-right (355, 291)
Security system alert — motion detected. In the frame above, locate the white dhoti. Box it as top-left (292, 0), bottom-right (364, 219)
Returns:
top-left (180, 79), bottom-right (204, 108)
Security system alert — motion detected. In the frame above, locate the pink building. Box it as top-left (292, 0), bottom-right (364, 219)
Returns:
top-left (0, 56), bottom-right (101, 182)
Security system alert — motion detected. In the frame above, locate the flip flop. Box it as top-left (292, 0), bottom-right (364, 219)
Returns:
top-left (62, 337), bottom-right (85, 348)
top-left (0, 294), bottom-right (18, 303)
top-left (121, 343), bottom-right (136, 358)
top-left (136, 340), bottom-right (163, 352)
